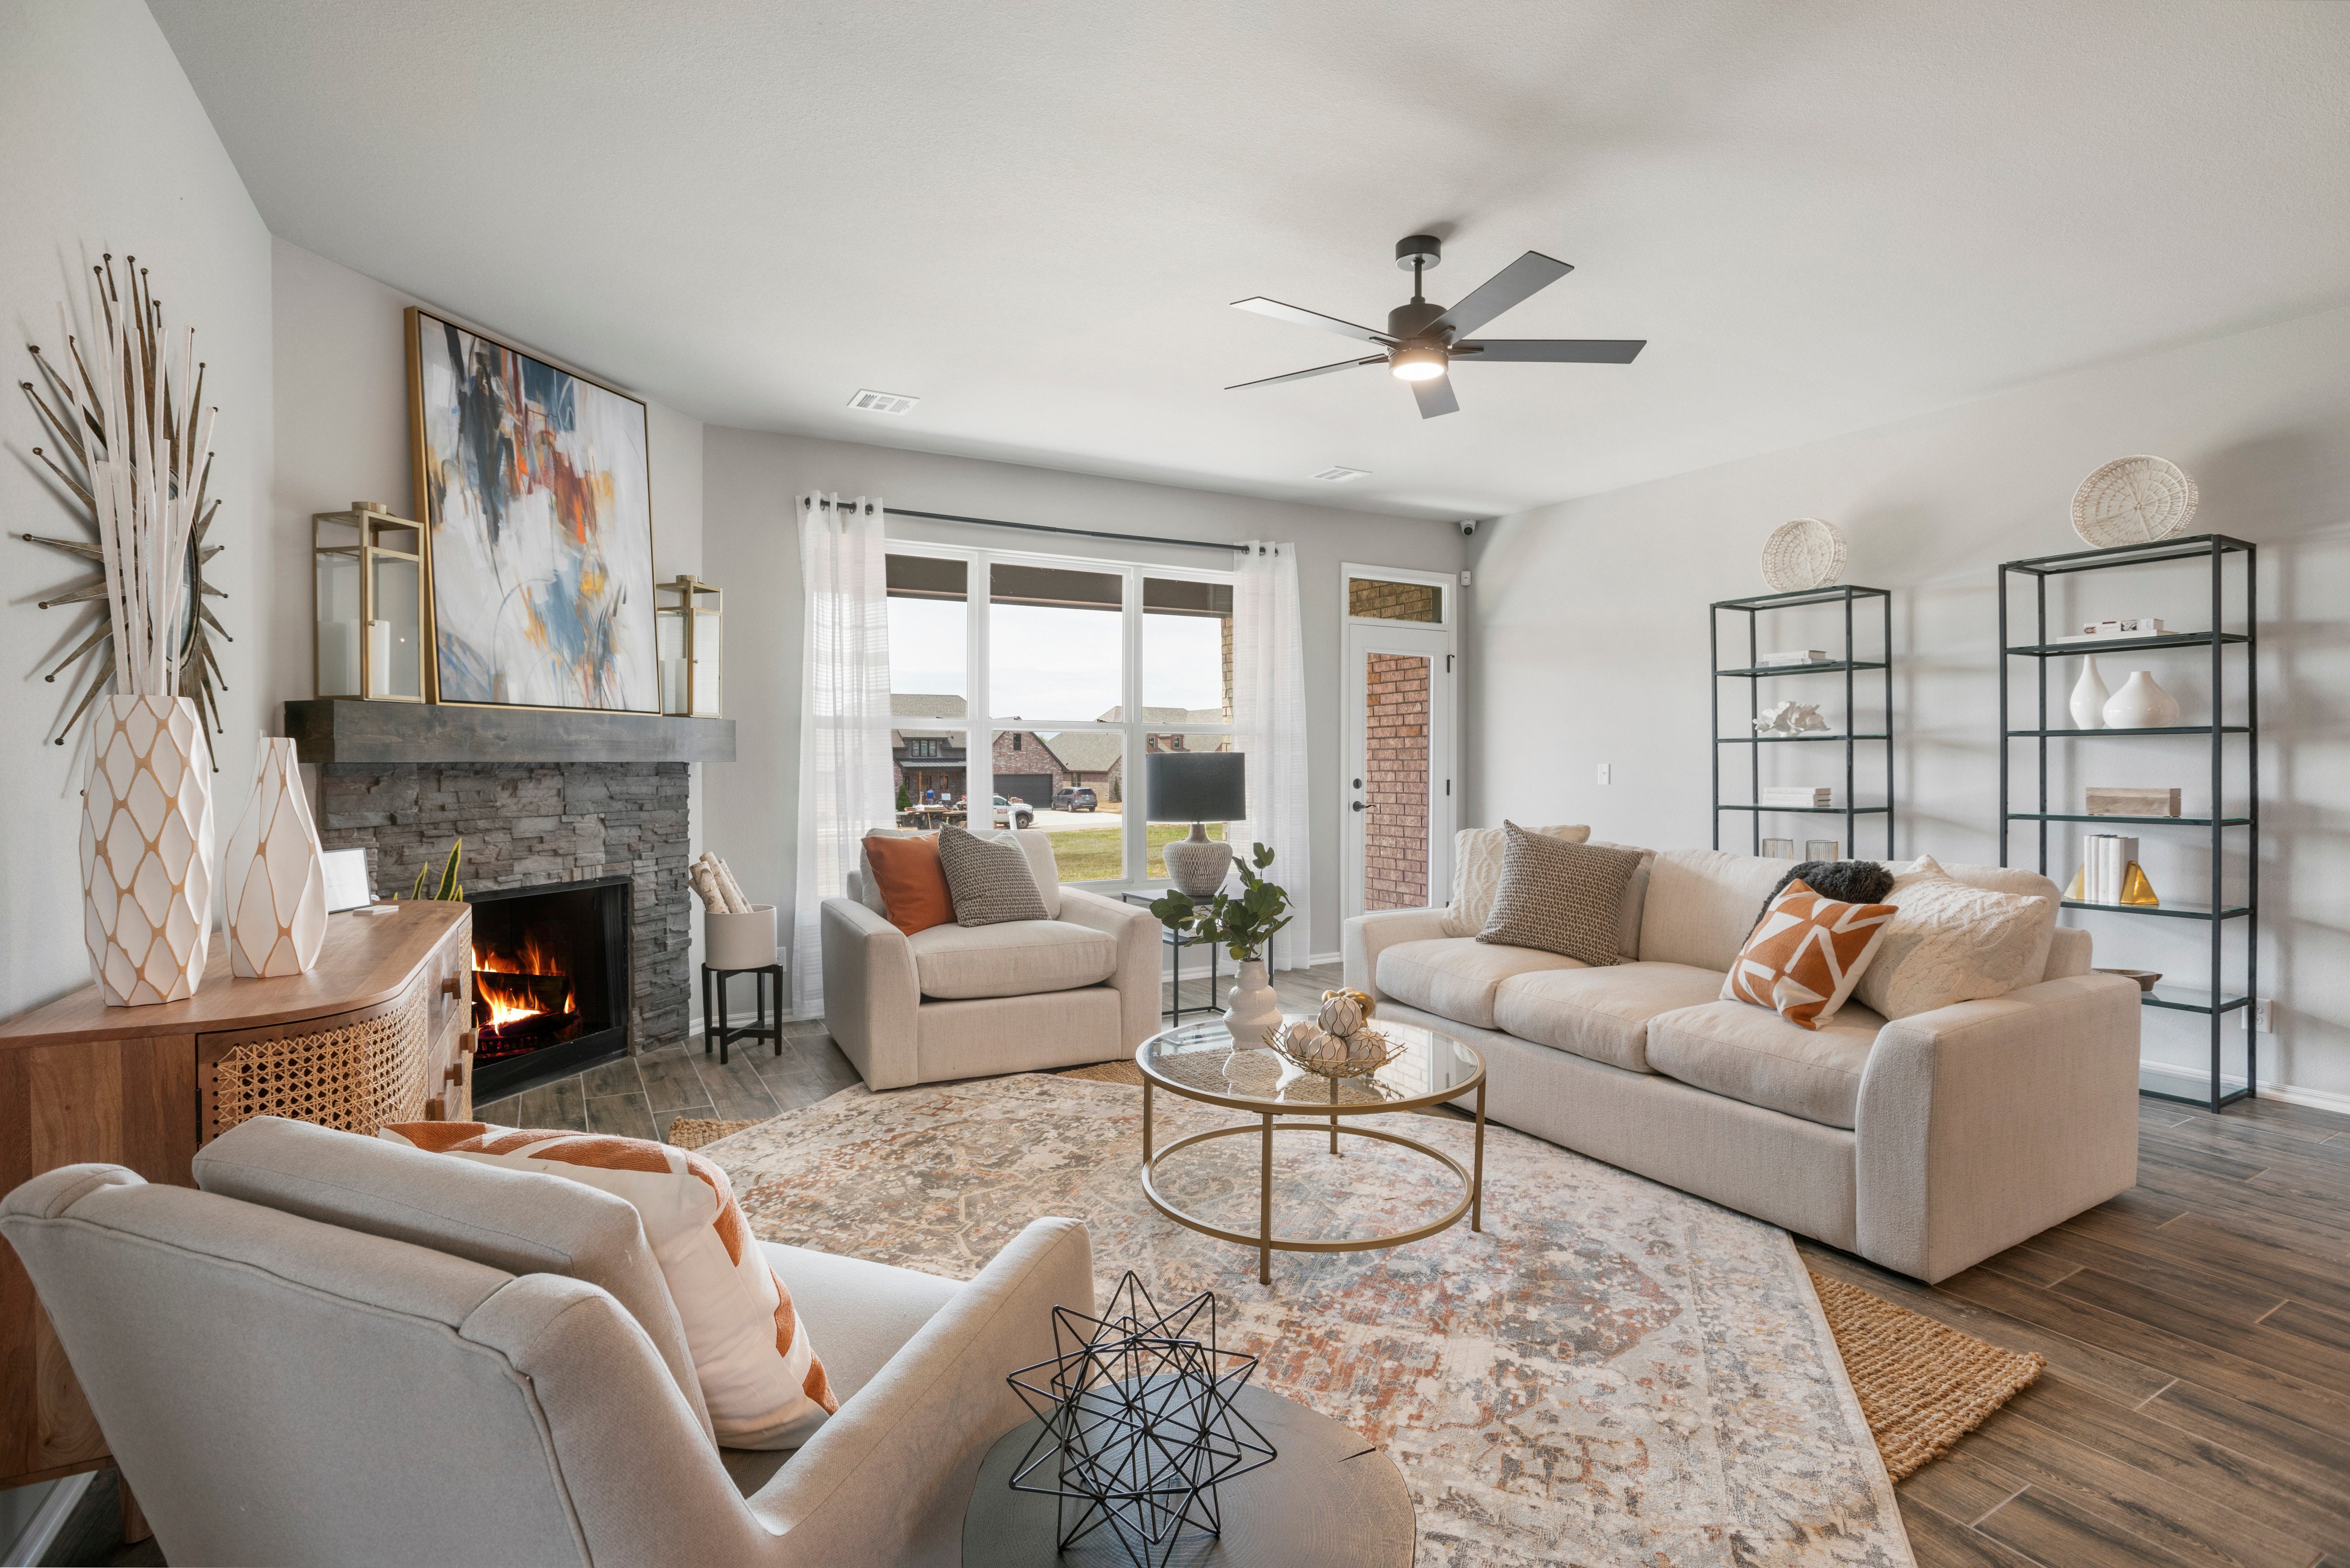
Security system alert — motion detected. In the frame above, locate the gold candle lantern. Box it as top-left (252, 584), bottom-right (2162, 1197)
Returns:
top-left (313, 502), bottom-right (425, 701)
top-left (655, 574), bottom-right (723, 717)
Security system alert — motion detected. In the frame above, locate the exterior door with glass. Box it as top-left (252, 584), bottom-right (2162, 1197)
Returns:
top-left (1342, 619), bottom-right (1454, 920)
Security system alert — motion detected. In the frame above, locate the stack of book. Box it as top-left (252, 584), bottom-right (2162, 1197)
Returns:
top-left (1757, 649), bottom-right (1831, 667)
top-left (1759, 786), bottom-right (1833, 809)
top-left (2079, 833), bottom-right (2139, 903)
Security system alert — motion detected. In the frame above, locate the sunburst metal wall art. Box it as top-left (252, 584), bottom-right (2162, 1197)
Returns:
top-left (18, 253), bottom-right (231, 751)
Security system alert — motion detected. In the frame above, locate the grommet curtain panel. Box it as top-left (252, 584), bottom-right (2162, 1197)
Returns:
top-left (791, 494), bottom-right (894, 1016)
top-left (1231, 541), bottom-right (1314, 971)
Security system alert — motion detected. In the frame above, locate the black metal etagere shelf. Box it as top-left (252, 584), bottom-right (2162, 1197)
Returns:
top-left (1710, 585), bottom-right (1894, 859)
top-left (1996, 533), bottom-right (2258, 1113)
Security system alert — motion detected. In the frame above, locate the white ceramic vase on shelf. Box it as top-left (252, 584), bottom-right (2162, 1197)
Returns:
top-left (81, 695), bottom-right (216, 1006)
top-left (224, 735), bottom-right (329, 977)
top-left (2069, 656), bottom-right (2110, 729)
top-left (2103, 670), bottom-right (2182, 729)
top-left (1224, 957), bottom-right (1282, 1047)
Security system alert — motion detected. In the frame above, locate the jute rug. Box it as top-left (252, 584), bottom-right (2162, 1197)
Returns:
top-left (666, 1116), bottom-right (763, 1151)
top-left (704, 1075), bottom-right (1914, 1567)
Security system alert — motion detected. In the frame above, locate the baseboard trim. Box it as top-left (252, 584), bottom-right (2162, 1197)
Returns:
top-left (1307, 950), bottom-right (1341, 969)
top-left (2261, 1079), bottom-right (2350, 1116)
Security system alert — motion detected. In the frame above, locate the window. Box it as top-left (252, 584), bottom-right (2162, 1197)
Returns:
top-left (880, 546), bottom-right (1234, 887)
top-left (1348, 575), bottom-right (1443, 624)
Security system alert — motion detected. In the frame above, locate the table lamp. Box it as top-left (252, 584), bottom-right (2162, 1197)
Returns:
top-left (1147, 752), bottom-right (1246, 896)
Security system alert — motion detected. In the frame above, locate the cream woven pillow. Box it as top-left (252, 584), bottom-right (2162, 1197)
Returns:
top-left (1852, 855), bottom-right (2058, 1021)
top-left (1442, 823), bottom-right (1591, 936)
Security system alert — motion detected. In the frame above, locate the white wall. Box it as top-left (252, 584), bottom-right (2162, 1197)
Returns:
top-left (0, 0), bottom-right (274, 1022)
top-left (1466, 302), bottom-right (2350, 1101)
top-left (701, 428), bottom-right (1464, 976)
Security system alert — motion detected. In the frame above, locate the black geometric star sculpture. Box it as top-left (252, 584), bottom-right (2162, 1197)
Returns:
top-left (1006, 1272), bottom-right (1277, 1568)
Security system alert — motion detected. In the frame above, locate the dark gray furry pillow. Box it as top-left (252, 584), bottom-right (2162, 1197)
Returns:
top-left (1749, 860), bottom-right (1896, 937)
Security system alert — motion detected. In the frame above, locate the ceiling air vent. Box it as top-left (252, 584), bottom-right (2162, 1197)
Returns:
top-left (848, 389), bottom-right (920, 415)
top-left (1311, 466), bottom-right (1370, 482)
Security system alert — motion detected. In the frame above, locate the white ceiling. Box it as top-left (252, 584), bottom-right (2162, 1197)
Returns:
top-left (151, 1), bottom-right (2350, 521)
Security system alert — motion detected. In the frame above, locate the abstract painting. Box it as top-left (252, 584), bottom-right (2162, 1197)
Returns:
top-left (408, 307), bottom-right (657, 711)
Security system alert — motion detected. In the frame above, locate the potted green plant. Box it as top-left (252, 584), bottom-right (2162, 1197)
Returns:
top-left (1150, 843), bottom-right (1293, 1044)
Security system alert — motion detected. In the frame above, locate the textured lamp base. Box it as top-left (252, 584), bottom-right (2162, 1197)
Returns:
top-left (1162, 825), bottom-right (1233, 897)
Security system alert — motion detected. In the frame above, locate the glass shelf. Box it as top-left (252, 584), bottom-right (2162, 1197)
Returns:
top-left (1717, 733), bottom-right (1890, 745)
top-left (2006, 631), bottom-right (2248, 659)
top-left (2007, 725), bottom-right (2250, 738)
top-left (2060, 898), bottom-right (2251, 921)
top-left (2141, 986), bottom-right (2253, 1016)
top-left (1718, 804), bottom-right (1889, 815)
top-left (1714, 660), bottom-right (1886, 678)
top-left (2007, 812), bottom-right (2250, 827)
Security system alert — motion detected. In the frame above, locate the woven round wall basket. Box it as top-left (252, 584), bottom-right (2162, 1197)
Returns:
top-left (1760, 518), bottom-right (1847, 592)
top-left (2071, 455), bottom-right (2197, 547)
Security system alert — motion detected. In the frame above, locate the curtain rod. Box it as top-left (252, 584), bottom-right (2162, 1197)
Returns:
top-left (814, 496), bottom-right (1244, 554)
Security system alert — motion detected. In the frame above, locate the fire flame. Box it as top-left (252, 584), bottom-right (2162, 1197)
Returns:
top-left (474, 928), bottom-right (575, 1034)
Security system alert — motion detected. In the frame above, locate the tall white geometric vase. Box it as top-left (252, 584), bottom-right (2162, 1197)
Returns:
top-left (224, 735), bottom-right (329, 978)
top-left (81, 696), bottom-right (218, 1006)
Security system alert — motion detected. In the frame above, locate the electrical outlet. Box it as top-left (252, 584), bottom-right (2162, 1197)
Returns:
top-left (1596, 763), bottom-right (1611, 785)
top-left (2255, 998), bottom-right (2275, 1033)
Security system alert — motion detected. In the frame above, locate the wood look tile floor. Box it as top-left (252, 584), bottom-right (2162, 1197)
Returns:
top-left (74, 964), bottom-right (2350, 1566)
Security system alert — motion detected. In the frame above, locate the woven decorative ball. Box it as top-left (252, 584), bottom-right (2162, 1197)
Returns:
top-left (1760, 519), bottom-right (1847, 592)
top-left (1317, 992), bottom-right (1365, 1037)
top-left (2071, 456), bottom-right (2197, 547)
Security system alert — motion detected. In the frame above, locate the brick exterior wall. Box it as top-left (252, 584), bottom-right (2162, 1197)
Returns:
top-left (316, 763), bottom-right (693, 1050)
top-left (1363, 653), bottom-right (1431, 910)
top-left (990, 730), bottom-right (1070, 794)
top-left (1349, 577), bottom-right (1443, 624)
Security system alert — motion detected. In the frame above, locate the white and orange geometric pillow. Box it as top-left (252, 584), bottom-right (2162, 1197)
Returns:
top-left (382, 1124), bottom-right (837, 1448)
top-left (1721, 879), bottom-right (1899, 1030)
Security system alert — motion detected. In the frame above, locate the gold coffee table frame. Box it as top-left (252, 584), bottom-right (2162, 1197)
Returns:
top-left (1136, 1021), bottom-right (1487, 1285)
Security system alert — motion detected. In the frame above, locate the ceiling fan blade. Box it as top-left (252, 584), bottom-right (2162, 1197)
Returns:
top-left (1426, 251), bottom-right (1573, 340)
top-left (1226, 355), bottom-right (1386, 391)
top-left (1410, 372), bottom-right (1459, 419)
top-left (1232, 296), bottom-right (1398, 345)
top-left (1453, 338), bottom-right (1645, 363)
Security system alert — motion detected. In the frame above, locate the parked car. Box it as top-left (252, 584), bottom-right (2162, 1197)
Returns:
top-left (1053, 786), bottom-right (1099, 812)
top-left (992, 793), bottom-right (1035, 829)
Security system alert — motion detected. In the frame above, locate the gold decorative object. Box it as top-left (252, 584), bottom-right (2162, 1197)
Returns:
top-left (313, 503), bottom-right (425, 700)
top-left (18, 255), bottom-right (231, 750)
top-left (2119, 861), bottom-right (2160, 906)
top-left (1266, 1018), bottom-right (1398, 1081)
top-left (655, 573), bottom-right (723, 716)
top-left (223, 735), bottom-right (328, 977)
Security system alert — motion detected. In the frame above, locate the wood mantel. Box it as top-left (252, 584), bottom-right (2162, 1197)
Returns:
top-left (0, 902), bottom-right (475, 1489)
top-left (285, 698), bottom-right (735, 765)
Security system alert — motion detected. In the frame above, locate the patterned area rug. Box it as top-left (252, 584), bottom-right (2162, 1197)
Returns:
top-left (707, 1075), bottom-right (1911, 1566)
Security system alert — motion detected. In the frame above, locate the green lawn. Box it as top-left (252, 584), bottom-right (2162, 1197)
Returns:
top-left (1049, 822), bottom-right (1227, 884)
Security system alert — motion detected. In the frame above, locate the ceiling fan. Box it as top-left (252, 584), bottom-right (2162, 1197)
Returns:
top-left (1227, 235), bottom-right (1644, 419)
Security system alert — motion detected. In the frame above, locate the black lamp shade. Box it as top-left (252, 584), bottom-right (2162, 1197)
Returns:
top-left (1145, 751), bottom-right (1246, 823)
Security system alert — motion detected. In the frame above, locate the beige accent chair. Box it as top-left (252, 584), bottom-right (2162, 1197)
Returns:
top-left (823, 828), bottom-right (1162, 1088)
top-left (1345, 846), bottom-right (2141, 1283)
top-left (0, 1116), bottom-right (1093, 1568)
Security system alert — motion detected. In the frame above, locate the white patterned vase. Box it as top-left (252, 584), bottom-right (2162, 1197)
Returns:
top-left (81, 695), bottom-right (216, 1006)
top-left (1224, 958), bottom-right (1282, 1047)
top-left (224, 735), bottom-right (329, 978)
top-left (2102, 670), bottom-right (2181, 729)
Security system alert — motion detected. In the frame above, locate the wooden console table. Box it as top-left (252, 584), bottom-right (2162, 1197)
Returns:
top-left (0, 902), bottom-right (474, 1490)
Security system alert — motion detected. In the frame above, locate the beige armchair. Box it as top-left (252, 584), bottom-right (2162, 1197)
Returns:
top-left (1, 1116), bottom-right (1094, 1568)
top-left (824, 831), bottom-right (1164, 1089)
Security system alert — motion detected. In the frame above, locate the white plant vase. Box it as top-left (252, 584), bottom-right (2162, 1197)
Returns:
top-left (224, 735), bottom-right (329, 978)
top-left (82, 696), bottom-right (216, 1006)
top-left (2103, 670), bottom-right (2182, 729)
top-left (1224, 958), bottom-right (1282, 1047)
top-left (2069, 656), bottom-right (2110, 729)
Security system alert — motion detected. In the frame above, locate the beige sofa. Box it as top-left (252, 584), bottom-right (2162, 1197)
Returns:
top-left (1, 1115), bottom-right (1093, 1568)
top-left (823, 828), bottom-right (1161, 1089)
top-left (1344, 847), bottom-right (2141, 1282)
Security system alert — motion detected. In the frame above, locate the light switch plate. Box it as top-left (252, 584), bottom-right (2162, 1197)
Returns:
top-left (1596, 763), bottom-right (1611, 785)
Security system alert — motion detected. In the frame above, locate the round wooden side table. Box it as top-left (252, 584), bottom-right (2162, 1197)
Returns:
top-left (960, 1383), bottom-right (1414, 1567)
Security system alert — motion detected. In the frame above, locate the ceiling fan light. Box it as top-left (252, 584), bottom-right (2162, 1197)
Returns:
top-left (1390, 347), bottom-right (1446, 382)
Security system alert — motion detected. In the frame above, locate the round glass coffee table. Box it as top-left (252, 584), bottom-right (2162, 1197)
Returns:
top-left (1135, 1017), bottom-right (1487, 1284)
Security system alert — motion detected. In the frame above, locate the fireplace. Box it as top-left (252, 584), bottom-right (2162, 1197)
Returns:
top-left (467, 875), bottom-right (631, 1100)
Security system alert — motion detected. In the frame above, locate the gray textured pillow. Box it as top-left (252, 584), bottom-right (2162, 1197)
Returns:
top-left (937, 825), bottom-right (1052, 926)
top-left (1476, 823), bottom-right (1643, 966)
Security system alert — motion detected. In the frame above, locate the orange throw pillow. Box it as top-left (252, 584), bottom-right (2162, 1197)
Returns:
top-left (1722, 879), bottom-right (1897, 1030)
top-left (864, 833), bottom-right (953, 935)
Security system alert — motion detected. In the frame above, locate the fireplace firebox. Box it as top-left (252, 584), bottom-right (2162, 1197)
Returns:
top-left (467, 875), bottom-right (631, 1100)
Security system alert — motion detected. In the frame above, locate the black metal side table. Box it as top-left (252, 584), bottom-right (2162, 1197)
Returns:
top-left (701, 962), bottom-right (783, 1066)
top-left (1120, 891), bottom-right (1222, 1024)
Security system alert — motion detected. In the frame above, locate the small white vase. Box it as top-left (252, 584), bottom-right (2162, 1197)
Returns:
top-left (2103, 670), bottom-right (2181, 729)
top-left (224, 735), bottom-right (329, 978)
top-left (2069, 656), bottom-right (2109, 729)
top-left (1224, 958), bottom-right (1282, 1047)
top-left (81, 695), bottom-right (216, 1006)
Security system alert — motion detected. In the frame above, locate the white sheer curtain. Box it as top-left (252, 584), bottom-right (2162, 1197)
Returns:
top-left (1231, 541), bottom-right (1313, 971)
top-left (791, 493), bottom-right (893, 1016)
